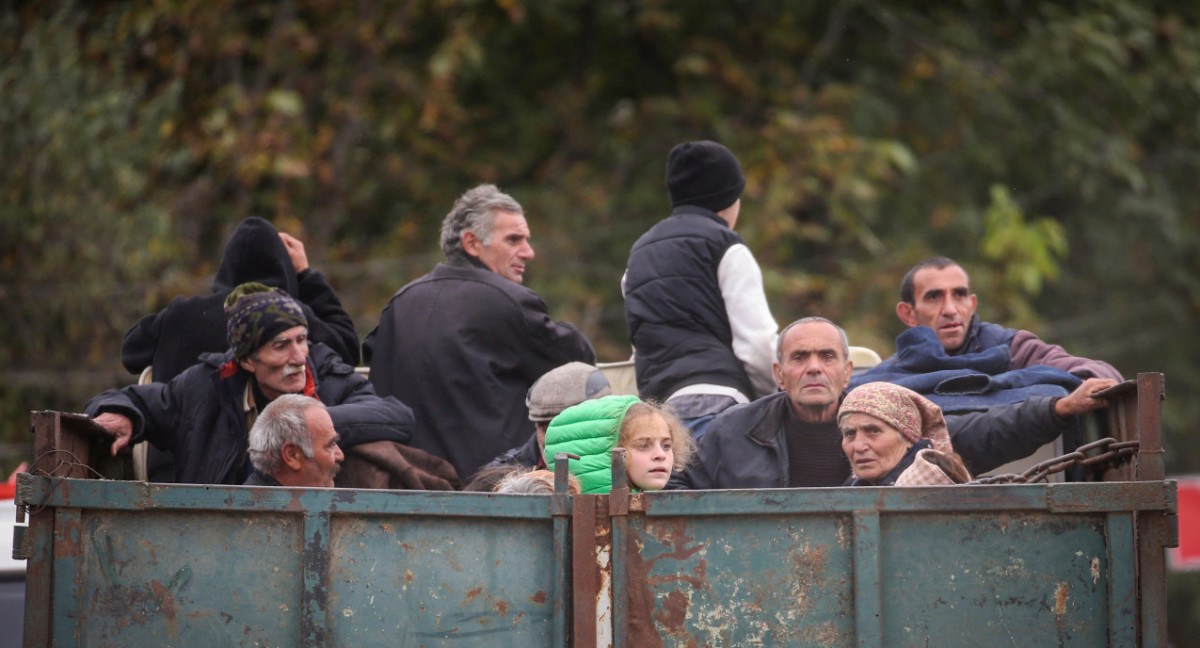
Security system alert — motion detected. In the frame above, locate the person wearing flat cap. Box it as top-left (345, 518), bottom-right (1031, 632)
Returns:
top-left (86, 283), bottom-right (453, 488)
top-left (623, 140), bottom-right (779, 439)
top-left (838, 381), bottom-right (971, 487)
top-left (477, 361), bottom-right (613, 479)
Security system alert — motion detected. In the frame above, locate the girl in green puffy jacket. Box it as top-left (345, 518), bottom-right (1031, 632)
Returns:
top-left (542, 395), bottom-right (696, 494)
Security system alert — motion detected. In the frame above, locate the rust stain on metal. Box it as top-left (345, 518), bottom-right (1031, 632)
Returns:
top-left (405, 569), bottom-right (415, 582)
top-left (1054, 582), bottom-right (1069, 616)
top-left (494, 599), bottom-right (509, 617)
top-left (626, 517), bottom-right (706, 646)
top-left (1091, 557), bottom-right (1101, 584)
top-left (528, 590), bottom-right (547, 604)
top-left (654, 590), bottom-right (689, 631)
top-left (464, 586), bottom-right (483, 603)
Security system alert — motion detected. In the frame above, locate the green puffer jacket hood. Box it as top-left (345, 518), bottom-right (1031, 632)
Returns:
top-left (544, 395), bottom-right (640, 494)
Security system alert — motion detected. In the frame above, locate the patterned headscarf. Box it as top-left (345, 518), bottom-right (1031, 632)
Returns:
top-left (837, 382), bottom-right (952, 453)
top-left (224, 282), bottom-right (308, 358)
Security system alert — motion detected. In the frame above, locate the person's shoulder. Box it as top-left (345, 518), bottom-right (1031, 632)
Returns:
top-left (309, 342), bottom-right (356, 374)
top-left (411, 263), bottom-right (535, 298)
top-left (709, 392), bottom-right (786, 436)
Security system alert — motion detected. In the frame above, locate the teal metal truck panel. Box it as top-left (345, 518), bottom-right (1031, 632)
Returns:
top-left (622, 483), bottom-right (1175, 647)
top-left (16, 476), bottom-right (1174, 648)
top-left (16, 479), bottom-right (565, 647)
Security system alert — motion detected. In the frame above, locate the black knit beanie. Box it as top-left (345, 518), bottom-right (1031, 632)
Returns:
top-left (665, 140), bottom-right (746, 213)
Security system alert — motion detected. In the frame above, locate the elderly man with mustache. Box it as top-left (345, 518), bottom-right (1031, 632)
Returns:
top-left (87, 283), bottom-right (420, 486)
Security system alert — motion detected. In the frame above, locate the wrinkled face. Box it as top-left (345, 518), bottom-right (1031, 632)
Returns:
top-left (622, 413), bottom-right (674, 491)
top-left (469, 210), bottom-right (534, 283)
top-left (239, 326), bottom-right (310, 400)
top-left (774, 322), bottom-right (853, 422)
top-left (840, 412), bottom-right (913, 484)
top-left (296, 407), bottom-right (343, 488)
top-left (899, 265), bottom-right (978, 353)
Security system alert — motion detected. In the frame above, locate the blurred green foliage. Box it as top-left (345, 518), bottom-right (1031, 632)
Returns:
top-left (3, 1), bottom-right (1200, 639)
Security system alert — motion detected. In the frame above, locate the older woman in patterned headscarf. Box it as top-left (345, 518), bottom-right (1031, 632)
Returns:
top-left (837, 382), bottom-right (969, 486)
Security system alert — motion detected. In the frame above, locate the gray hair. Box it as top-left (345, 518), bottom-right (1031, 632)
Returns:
top-left (439, 184), bottom-right (524, 257)
top-left (776, 316), bottom-right (850, 363)
top-left (494, 468), bottom-right (581, 495)
top-left (248, 394), bottom-right (325, 475)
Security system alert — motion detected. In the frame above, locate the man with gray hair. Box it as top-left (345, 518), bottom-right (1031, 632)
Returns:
top-left (365, 184), bottom-right (595, 480)
top-left (246, 394), bottom-right (344, 487)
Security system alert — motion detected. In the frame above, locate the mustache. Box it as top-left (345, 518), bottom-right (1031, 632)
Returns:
top-left (282, 364), bottom-right (306, 378)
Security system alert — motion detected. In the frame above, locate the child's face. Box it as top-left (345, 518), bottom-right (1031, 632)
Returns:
top-left (623, 413), bottom-right (674, 491)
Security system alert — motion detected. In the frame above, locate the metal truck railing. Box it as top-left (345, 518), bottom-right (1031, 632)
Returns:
top-left (12, 373), bottom-right (1176, 647)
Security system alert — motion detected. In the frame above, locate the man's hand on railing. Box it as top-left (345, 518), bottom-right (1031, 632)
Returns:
top-left (1054, 378), bottom-right (1120, 418)
top-left (92, 412), bottom-right (134, 456)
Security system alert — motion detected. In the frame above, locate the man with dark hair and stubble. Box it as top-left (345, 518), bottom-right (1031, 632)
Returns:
top-left (888, 256), bottom-right (1122, 380)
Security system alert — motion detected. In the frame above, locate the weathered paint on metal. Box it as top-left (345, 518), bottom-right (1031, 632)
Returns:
top-left (853, 511), bottom-right (881, 648)
top-left (301, 511), bottom-right (331, 647)
top-left (1105, 513), bottom-right (1137, 647)
top-left (18, 475), bottom-right (566, 648)
top-left (624, 483), bottom-right (1174, 647)
top-left (553, 456), bottom-right (576, 648)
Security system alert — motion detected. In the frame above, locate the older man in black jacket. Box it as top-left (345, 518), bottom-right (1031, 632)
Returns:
top-left (364, 184), bottom-right (595, 481)
top-left (669, 317), bottom-right (1117, 490)
top-left (88, 284), bottom-right (424, 486)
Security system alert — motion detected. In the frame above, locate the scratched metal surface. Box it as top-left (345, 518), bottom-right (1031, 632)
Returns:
top-left (877, 512), bottom-right (1118, 647)
top-left (627, 513), bottom-right (855, 647)
top-left (18, 476), bottom-right (561, 648)
top-left (625, 484), bottom-right (1173, 648)
top-left (327, 515), bottom-right (555, 646)
top-left (74, 510), bottom-right (303, 647)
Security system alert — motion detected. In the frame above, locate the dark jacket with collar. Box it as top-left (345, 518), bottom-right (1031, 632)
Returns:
top-left (121, 217), bottom-right (361, 383)
top-left (624, 205), bottom-right (754, 401)
top-left (668, 391), bottom-right (1073, 489)
top-left (87, 343), bottom-right (413, 485)
top-left (485, 432), bottom-right (545, 472)
top-left (363, 252), bottom-right (595, 480)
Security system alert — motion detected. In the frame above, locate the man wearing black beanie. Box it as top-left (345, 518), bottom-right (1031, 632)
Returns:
top-left (623, 141), bottom-right (779, 438)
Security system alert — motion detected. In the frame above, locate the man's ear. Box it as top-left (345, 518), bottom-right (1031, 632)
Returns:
top-left (773, 362), bottom-right (784, 391)
top-left (896, 301), bottom-right (918, 327)
top-left (840, 361), bottom-right (854, 391)
top-left (280, 442), bottom-right (305, 471)
top-left (461, 230), bottom-right (482, 258)
top-left (237, 356), bottom-right (256, 373)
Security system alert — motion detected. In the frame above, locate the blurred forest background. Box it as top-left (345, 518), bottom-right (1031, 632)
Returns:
top-left (2, 0), bottom-right (1198, 639)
